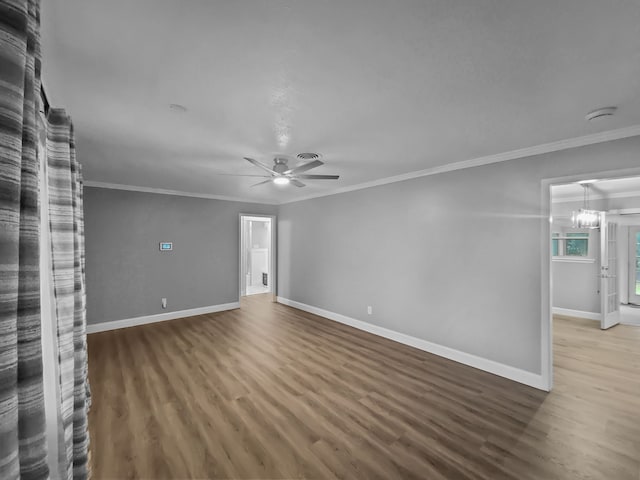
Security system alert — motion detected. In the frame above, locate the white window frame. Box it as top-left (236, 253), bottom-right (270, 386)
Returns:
top-left (552, 227), bottom-right (595, 263)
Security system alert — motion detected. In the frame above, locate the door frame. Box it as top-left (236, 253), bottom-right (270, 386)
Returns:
top-left (239, 213), bottom-right (277, 302)
top-left (629, 226), bottom-right (640, 305)
top-left (542, 166), bottom-right (640, 392)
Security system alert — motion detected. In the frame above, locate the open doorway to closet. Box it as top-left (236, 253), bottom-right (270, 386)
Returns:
top-left (240, 215), bottom-right (276, 298)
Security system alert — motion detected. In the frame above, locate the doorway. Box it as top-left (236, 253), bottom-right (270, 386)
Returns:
top-left (618, 225), bottom-right (640, 326)
top-left (240, 215), bottom-right (275, 299)
top-left (629, 226), bottom-right (640, 305)
top-left (545, 171), bottom-right (640, 390)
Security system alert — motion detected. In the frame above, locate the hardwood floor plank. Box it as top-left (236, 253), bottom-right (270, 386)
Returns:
top-left (87, 296), bottom-right (640, 479)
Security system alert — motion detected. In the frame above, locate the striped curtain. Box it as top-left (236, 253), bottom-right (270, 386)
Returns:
top-left (47, 109), bottom-right (90, 480)
top-left (0, 0), bottom-right (49, 479)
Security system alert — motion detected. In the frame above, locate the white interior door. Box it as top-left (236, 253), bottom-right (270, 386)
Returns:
top-left (630, 226), bottom-right (640, 305)
top-left (600, 213), bottom-right (620, 329)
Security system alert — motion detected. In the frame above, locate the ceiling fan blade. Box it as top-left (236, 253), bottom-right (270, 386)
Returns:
top-left (212, 174), bottom-right (272, 177)
top-left (284, 159), bottom-right (324, 175)
top-left (295, 174), bottom-right (340, 180)
top-left (251, 179), bottom-right (273, 187)
top-left (290, 179), bottom-right (306, 188)
top-left (244, 157), bottom-right (276, 175)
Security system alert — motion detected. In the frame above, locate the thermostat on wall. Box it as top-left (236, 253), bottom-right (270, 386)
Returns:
top-left (159, 242), bottom-right (173, 251)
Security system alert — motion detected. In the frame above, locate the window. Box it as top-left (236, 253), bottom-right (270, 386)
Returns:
top-left (552, 233), bottom-right (559, 256)
top-left (552, 229), bottom-right (592, 261)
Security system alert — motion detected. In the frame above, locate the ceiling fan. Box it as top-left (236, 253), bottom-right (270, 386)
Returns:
top-left (239, 153), bottom-right (339, 188)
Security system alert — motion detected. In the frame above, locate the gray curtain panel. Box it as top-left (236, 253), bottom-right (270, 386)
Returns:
top-left (47, 109), bottom-right (90, 480)
top-left (0, 0), bottom-right (49, 479)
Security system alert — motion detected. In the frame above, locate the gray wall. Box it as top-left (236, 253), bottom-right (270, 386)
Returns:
top-left (552, 259), bottom-right (600, 313)
top-left (277, 136), bottom-right (640, 374)
top-left (84, 188), bottom-right (276, 324)
top-left (549, 199), bottom-right (601, 314)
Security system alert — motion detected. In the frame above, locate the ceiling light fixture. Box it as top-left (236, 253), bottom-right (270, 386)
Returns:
top-left (585, 106), bottom-right (616, 122)
top-left (571, 183), bottom-right (600, 229)
top-left (273, 177), bottom-right (290, 185)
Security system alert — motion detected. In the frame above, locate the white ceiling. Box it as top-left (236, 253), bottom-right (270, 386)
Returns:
top-left (41, 0), bottom-right (640, 204)
top-left (552, 176), bottom-right (640, 202)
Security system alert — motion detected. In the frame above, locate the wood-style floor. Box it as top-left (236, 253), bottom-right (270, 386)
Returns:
top-left (87, 295), bottom-right (640, 479)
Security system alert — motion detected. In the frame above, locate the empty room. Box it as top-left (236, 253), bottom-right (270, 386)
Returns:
top-left (1, 0), bottom-right (640, 479)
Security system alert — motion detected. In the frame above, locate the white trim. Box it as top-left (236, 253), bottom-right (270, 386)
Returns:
top-left (242, 215), bottom-right (272, 222)
top-left (609, 208), bottom-right (640, 215)
top-left (83, 181), bottom-right (277, 205)
top-left (282, 124), bottom-right (640, 205)
top-left (541, 182), bottom-right (553, 391)
top-left (276, 297), bottom-right (547, 391)
top-left (552, 307), bottom-right (600, 321)
top-left (86, 302), bottom-right (240, 334)
top-left (239, 213), bottom-right (277, 302)
top-left (553, 191), bottom-right (640, 203)
top-left (552, 257), bottom-right (596, 263)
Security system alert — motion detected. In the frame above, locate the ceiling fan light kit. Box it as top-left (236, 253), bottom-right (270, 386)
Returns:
top-left (239, 154), bottom-right (340, 188)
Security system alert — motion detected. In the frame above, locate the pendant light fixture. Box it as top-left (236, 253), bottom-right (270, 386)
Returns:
top-left (571, 183), bottom-right (600, 229)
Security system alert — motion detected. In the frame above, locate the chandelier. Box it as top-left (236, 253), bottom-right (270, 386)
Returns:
top-left (571, 183), bottom-right (601, 229)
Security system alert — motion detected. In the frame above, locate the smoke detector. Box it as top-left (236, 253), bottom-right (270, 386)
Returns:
top-left (585, 107), bottom-right (616, 122)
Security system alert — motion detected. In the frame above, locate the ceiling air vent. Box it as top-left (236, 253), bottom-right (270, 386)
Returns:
top-left (296, 152), bottom-right (320, 160)
top-left (585, 107), bottom-right (616, 122)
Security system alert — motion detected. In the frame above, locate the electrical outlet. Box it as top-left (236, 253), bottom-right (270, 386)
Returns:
top-left (162, 298), bottom-right (167, 309)
top-left (367, 306), bottom-right (372, 315)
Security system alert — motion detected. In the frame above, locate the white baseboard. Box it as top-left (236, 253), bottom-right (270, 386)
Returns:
top-left (277, 297), bottom-right (547, 391)
top-left (87, 302), bottom-right (240, 334)
top-left (552, 307), bottom-right (600, 321)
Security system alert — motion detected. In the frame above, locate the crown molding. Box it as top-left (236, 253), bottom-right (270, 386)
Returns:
top-left (83, 124), bottom-right (640, 206)
top-left (551, 195), bottom-right (591, 203)
top-left (281, 124), bottom-right (640, 205)
top-left (552, 191), bottom-right (640, 203)
top-left (83, 181), bottom-right (278, 205)
top-left (608, 208), bottom-right (640, 215)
